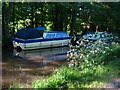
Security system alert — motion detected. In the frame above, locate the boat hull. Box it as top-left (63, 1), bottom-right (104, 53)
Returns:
top-left (13, 37), bottom-right (71, 50)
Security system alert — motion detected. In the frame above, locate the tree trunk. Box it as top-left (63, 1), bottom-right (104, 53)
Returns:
top-left (70, 11), bottom-right (76, 36)
top-left (54, 4), bottom-right (59, 31)
top-left (58, 17), bottom-right (63, 31)
top-left (3, 2), bottom-right (13, 38)
top-left (41, 5), bottom-right (44, 27)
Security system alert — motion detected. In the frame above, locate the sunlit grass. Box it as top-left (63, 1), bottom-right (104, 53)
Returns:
top-left (32, 59), bottom-right (120, 88)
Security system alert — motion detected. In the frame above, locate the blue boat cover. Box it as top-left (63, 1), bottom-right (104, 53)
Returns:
top-left (15, 28), bottom-right (43, 39)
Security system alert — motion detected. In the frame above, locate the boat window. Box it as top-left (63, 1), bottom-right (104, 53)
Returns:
top-left (92, 34), bottom-right (95, 38)
top-left (100, 35), bottom-right (103, 38)
top-left (63, 34), bottom-right (69, 37)
top-left (97, 35), bottom-right (100, 38)
top-left (56, 34), bottom-right (63, 38)
top-left (104, 35), bottom-right (107, 38)
top-left (106, 35), bottom-right (109, 37)
top-left (108, 34), bottom-right (112, 38)
top-left (101, 35), bottom-right (105, 38)
top-left (89, 35), bottom-right (92, 38)
top-left (56, 34), bottom-right (68, 38)
top-left (94, 35), bottom-right (97, 38)
top-left (45, 34), bottom-right (55, 39)
top-left (110, 35), bottom-right (112, 37)
top-left (107, 35), bottom-right (109, 37)
top-left (88, 34), bottom-right (92, 37)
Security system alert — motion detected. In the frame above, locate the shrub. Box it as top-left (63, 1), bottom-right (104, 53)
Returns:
top-left (32, 38), bottom-right (120, 88)
top-left (67, 38), bottom-right (120, 69)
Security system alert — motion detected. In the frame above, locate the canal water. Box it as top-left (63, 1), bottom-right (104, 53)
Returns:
top-left (2, 46), bottom-right (69, 88)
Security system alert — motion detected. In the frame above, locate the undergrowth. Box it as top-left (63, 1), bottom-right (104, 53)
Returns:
top-left (32, 42), bottom-right (120, 88)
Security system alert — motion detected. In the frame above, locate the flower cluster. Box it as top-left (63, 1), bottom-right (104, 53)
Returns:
top-left (67, 37), bottom-right (119, 69)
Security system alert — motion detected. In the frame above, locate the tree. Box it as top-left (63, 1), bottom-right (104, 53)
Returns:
top-left (2, 2), bottom-right (13, 38)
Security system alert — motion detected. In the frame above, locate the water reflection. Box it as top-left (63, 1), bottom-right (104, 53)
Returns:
top-left (13, 46), bottom-right (69, 58)
top-left (2, 46), bottom-right (69, 88)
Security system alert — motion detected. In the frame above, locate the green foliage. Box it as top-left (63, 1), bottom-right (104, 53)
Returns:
top-left (32, 42), bottom-right (120, 88)
top-left (33, 67), bottom-right (67, 88)
top-left (3, 2), bottom-right (120, 38)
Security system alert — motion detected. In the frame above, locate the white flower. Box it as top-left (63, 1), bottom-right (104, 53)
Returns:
top-left (95, 50), bottom-right (97, 53)
top-left (86, 55), bottom-right (89, 57)
top-left (76, 41), bottom-right (79, 44)
top-left (74, 52), bottom-right (77, 55)
top-left (103, 51), bottom-right (106, 54)
top-left (70, 60), bottom-right (74, 62)
top-left (91, 51), bottom-right (94, 54)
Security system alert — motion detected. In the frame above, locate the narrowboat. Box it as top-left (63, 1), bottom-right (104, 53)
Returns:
top-left (12, 27), bottom-right (72, 50)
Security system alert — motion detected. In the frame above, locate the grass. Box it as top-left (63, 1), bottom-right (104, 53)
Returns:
top-left (32, 59), bottom-right (120, 88)
top-left (9, 79), bottom-right (24, 89)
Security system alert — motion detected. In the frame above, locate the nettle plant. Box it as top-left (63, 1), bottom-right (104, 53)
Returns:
top-left (67, 38), bottom-right (119, 69)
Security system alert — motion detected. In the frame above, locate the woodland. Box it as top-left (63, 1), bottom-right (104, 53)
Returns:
top-left (2, 2), bottom-right (120, 47)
